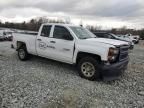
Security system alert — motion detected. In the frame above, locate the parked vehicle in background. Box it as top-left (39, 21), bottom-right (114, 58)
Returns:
top-left (126, 34), bottom-right (140, 44)
top-left (93, 32), bottom-right (134, 49)
top-left (117, 35), bottom-right (136, 42)
top-left (12, 23), bottom-right (130, 81)
top-left (0, 35), bottom-right (5, 41)
top-left (0, 30), bottom-right (5, 41)
top-left (3, 30), bottom-right (13, 41)
top-left (117, 35), bottom-right (135, 48)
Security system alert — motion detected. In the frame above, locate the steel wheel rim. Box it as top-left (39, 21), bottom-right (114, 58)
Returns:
top-left (81, 62), bottom-right (95, 77)
top-left (19, 49), bottom-right (25, 59)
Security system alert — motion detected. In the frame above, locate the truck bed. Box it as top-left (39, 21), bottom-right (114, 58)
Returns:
top-left (12, 32), bottom-right (37, 55)
top-left (17, 31), bottom-right (38, 35)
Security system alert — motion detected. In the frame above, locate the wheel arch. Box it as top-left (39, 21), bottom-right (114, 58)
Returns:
top-left (76, 52), bottom-right (102, 64)
top-left (16, 41), bottom-right (27, 51)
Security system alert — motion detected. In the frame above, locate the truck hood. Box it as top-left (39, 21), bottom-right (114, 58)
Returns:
top-left (86, 38), bottom-right (129, 46)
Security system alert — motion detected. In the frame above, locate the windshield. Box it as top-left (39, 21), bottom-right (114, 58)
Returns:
top-left (70, 26), bottom-right (96, 39)
top-left (109, 33), bottom-right (118, 38)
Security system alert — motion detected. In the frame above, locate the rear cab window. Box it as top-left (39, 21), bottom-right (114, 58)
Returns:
top-left (41, 25), bottom-right (52, 37)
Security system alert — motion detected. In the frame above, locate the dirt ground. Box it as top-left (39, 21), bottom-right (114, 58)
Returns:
top-left (0, 41), bottom-right (144, 108)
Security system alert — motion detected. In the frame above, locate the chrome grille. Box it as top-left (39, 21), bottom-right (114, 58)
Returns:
top-left (119, 45), bottom-right (129, 61)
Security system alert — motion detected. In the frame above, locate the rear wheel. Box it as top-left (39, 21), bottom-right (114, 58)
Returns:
top-left (18, 46), bottom-right (29, 61)
top-left (77, 56), bottom-right (100, 81)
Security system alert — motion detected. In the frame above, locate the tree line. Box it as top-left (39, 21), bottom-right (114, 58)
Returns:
top-left (86, 25), bottom-right (144, 39)
top-left (0, 17), bottom-right (144, 39)
top-left (0, 17), bottom-right (65, 31)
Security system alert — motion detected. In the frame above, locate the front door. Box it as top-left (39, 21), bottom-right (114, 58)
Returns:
top-left (49, 25), bottom-right (75, 63)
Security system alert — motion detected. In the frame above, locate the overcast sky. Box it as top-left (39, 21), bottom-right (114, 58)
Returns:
top-left (0, 0), bottom-right (144, 29)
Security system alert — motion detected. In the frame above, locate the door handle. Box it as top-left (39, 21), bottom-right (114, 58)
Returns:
top-left (50, 41), bottom-right (56, 43)
top-left (37, 39), bottom-right (42, 41)
top-left (63, 48), bottom-right (70, 51)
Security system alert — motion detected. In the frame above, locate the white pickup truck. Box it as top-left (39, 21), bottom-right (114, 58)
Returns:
top-left (12, 23), bottom-right (129, 81)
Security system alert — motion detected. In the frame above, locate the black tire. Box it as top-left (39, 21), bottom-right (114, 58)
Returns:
top-left (77, 56), bottom-right (100, 81)
top-left (132, 40), bottom-right (136, 44)
top-left (135, 41), bottom-right (139, 44)
top-left (18, 46), bottom-right (29, 61)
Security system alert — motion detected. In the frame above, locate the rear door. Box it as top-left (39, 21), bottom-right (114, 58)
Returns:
top-left (36, 25), bottom-right (54, 58)
top-left (48, 25), bottom-right (75, 63)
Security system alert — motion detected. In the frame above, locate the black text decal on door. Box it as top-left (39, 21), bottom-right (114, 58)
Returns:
top-left (39, 42), bottom-right (47, 49)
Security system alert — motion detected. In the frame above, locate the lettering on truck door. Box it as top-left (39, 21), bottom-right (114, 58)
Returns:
top-left (48, 25), bottom-right (75, 63)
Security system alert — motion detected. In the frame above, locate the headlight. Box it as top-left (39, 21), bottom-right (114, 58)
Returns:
top-left (108, 48), bottom-right (119, 61)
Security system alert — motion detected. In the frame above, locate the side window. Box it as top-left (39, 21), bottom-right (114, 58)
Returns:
top-left (106, 34), bottom-right (114, 39)
top-left (94, 33), bottom-right (101, 38)
top-left (110, 36), bottom-right (115, 39)
top-left (104, 34), bottom-right (110, 38)
top-left (97, 34), bottom-right (105, 38)
top-left (41, 25), bottom-right (52, 37)
top-left (53, 26), bottom-right (73, 40)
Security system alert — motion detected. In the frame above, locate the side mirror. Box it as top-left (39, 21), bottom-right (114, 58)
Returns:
top-left (63, 34), bottom-right (73, 41)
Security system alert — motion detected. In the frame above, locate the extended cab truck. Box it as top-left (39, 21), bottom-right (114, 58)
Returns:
top-left (12, 24), bottom-right (129, 81)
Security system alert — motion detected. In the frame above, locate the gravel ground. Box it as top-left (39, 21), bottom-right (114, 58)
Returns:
top-left (0, 41), bottom-right (144, 108)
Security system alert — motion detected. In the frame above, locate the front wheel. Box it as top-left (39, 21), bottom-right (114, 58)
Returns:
top-left (77, 57), bottom-right (100, 81)
top-left (18, 46), bottom-right (29, 61)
